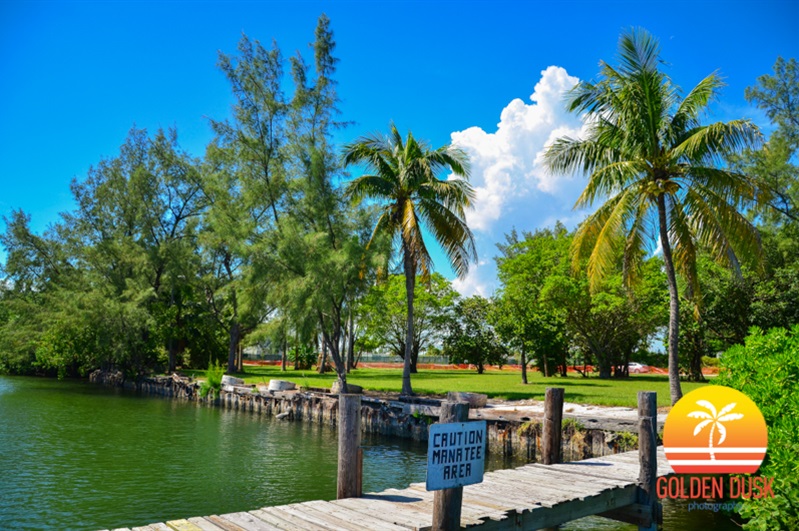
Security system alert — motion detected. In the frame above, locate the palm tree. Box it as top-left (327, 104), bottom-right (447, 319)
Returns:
top-left (544, 28), bottom-right (762, 405)
top-left (343, 124), bottom-right (476, 396)
top-left (688, 400), bottom-right (743, 460)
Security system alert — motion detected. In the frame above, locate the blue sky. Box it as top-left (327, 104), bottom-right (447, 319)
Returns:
top-left (1, 0), bottom-right (797, 294)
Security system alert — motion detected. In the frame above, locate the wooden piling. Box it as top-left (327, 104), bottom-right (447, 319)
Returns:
top-left (542, 387), bottom-right (564, 465)
top-left (432, 401), bottom-right (469, 531)
top-left (337, 394), bottom-right (362, 500)
top-left (637, 391), bottom-right (658, 531)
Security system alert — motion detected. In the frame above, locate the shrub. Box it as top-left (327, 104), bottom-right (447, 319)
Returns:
top-left (701, 355), bottom-right (720, 367)
top-left (716, 326), bottom-right (799, 530)
top-left (198, 359), bottom-right (225, 399)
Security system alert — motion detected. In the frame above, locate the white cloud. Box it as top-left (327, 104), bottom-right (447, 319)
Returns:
top-left (449, 66), bottom-right (590, 297)
top-left (452, 259), bottom-right (491, 298)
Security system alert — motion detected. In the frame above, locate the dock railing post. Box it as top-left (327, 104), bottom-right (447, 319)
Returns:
top-left (337, 393), bottom-right (362, 499)
top-left (638, 391), bottom-right (658, 531)
top-left (542, 387), bottom-right (564, 465)
top-left (432, 400), bottom-right (469, 531)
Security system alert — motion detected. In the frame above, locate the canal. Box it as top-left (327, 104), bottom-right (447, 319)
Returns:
top-left (0, 376), bottom-right (739, 530)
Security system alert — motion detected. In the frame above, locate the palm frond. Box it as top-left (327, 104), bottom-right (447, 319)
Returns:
top-left (617, 27), bottom-right (661, 76)
top-left (683, 166), bottom-right (757, 207)
top-left (344, 174), bottom-right (395, 203)
top-left (585, 188), bottom-right (640, 291)
top-left (673, 72), bottom-right (724, 128)
top-left (672, 120), bottom-right (762, 165)
top-left (418, 177), bottom-right (475, 213)
top-left (544, 137), bottom-right (622, 194)
top-left (399, 198), bottom-right (432, 278)
top-left (417, 198), bottom-right (476, 278)
top-left (575, 160), bottom-right (645, 208)
top-left (668, 197), bottom-right (700, 300)
top-left (684, 184), bottom-right (763, 272)
top-left (571, 193), bottom-right (626, 273)
top-left (623, 195), bottom-right (655, 287)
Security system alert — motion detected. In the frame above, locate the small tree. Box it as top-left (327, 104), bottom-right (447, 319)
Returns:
top-left (358, 273), bottom-right (458, 372)
top-left (443, 296), bottom-right (508, 373)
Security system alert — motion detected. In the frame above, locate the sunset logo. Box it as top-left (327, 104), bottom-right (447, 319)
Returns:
top-left (663, 386), bottom-right (767, 474)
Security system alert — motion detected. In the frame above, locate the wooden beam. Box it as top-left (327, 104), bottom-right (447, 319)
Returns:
top-left (473, 484), bottom-right (639, 531)
top-left (542, 388), bottom-right (564, 465)
top-left (337, 394), bottom-right (362, 499)
top-left (637, 391), bottom-right (658, 531)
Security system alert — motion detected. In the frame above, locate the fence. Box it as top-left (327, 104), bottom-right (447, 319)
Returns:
top-left (241, 348), bottom-right (453, 366)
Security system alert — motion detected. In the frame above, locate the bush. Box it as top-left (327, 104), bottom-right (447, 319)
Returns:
top-left (701, 355), bottom-right (720, 367)
top-left (198, 359), bottom-right (225, 399)
top-left (716, 326), bottom-right (799, 530)
top-left (291, 344), bottom-right (316, 370)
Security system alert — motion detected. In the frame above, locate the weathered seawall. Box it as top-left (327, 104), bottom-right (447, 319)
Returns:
top-left (89, 370), bottom-right (641, 462)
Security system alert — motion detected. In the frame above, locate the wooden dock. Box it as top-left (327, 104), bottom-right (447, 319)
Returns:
top-left (106, 447), bottom-right (674, 531)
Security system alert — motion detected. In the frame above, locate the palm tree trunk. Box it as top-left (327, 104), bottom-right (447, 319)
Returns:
top-left (401, 247), bottom-right (415, 397)
top-left (658, 195), bottom-right (683, 405)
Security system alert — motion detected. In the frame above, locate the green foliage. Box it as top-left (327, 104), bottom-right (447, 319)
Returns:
top-left (198, 359), bottom-right (225, 399)
top-left (561, 418), bottom-right (585, 432)
top-left (290, 343), bottom-right (317, 370)
top-left (358, 273), bottom-right (458, 370)
top-left (701, 355), bottom-right (719, 368)
top-left (677, 225), bottom-right (799, 380)
top-left (736, 56), bottom-right (798, 229)
top-left (442, 296), bottom-right (508, 373)
top-left (493, 224), bottom-right (571, 378)
top-left (0, 15), bottom-right (372, 385)
top-left (716, 327), bottom-right (799, 530)
top-left (612, 431), bottom-right (639, 452)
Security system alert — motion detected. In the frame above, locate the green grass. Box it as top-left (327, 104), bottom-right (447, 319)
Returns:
top-left (188, 365), bottom-right (709, 409)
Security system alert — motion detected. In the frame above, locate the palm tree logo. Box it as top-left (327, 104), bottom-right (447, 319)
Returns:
top-left (688, 400), bottom-right (744, 460)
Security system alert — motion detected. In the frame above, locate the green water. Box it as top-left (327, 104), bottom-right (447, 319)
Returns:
top-left (0, 376), bottom-right (740, 530)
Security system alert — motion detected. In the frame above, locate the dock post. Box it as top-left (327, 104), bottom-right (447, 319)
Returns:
top-left (432, 401), bottom-right (469, 531)
top-left (337, 393), bottom-right (362, 499)
top-left (637, 391), bottom-right (658, 531)
top-left (542, 387), bottom-right (564, 465)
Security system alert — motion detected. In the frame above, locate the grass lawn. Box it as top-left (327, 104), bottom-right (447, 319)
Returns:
top-left (192, 365), bottom-right (710, 409)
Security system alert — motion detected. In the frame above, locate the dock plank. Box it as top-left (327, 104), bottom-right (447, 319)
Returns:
top-left (247, 509), bottom-right (306, 531)
top-left (218, 512), bottom-right (282, 531)
top-left (203, 515), bottom-right (249, 531)
top-left (186, 518), bottom-right (227, 531)
top-left (166, 520), bottom-right (205, 531)
top-left (334, 497), bottom-right (434, 529)
top-left (267, 506), bottom-right (344, 531)
top-left (303, 500), bottom-right (414, 531)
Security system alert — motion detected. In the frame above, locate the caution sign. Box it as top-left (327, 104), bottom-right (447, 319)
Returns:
top-left (426, 421), bottom-right (487, 491)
